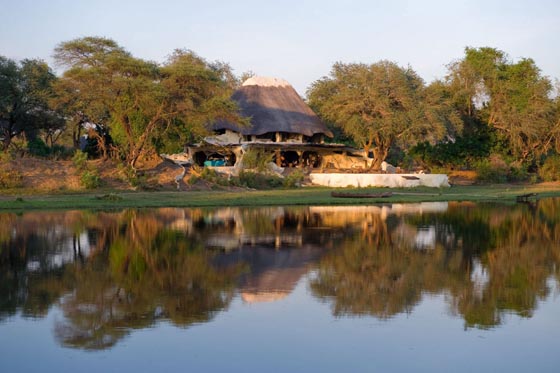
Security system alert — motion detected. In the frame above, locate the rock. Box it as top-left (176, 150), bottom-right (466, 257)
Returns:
top-left (381, 161), bottom-right (397, 174)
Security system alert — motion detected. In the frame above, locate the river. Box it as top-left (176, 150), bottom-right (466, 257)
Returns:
top-left (1, 200), bottom-right (559, 372)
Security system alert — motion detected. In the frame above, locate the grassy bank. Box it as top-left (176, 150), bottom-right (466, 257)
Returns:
top-left (1, 184), bottom-right (559, 211)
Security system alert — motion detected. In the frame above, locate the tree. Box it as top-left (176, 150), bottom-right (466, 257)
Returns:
top-left (447, 47), bottom-right (556, 163)
top-left (54, 37), bottom-right (241, 168)
top-left (0, 57), bottom-right (62, 152)
top-left (307, 61), bottom-right (459, 169)
top-left (157, 49), bottom-right (242, 153)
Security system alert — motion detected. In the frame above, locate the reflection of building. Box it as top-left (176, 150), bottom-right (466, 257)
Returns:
top-left (214, 246), bottom-right (324, 304)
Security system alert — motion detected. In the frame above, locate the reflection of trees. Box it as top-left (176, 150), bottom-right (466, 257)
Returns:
top-left (0, 211), bottom-right (122, 322)
top-left (0, 209), bottom-right (244, 349)
top-left (2, 200), bottom-right (560, 349)
top-left (55, 212), bottom-right (243, 350)
top-left (310, 225), bottom-right (468, 318)
top-left (455, 199), bottom-right (560, 328)
top-left (311, 200), bottom-right (560, 328)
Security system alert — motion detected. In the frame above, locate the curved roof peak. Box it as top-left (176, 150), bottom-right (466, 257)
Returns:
top-left (242, 76), bottom-right (291, 88)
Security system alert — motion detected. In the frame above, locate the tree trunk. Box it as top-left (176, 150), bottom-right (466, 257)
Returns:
top-left (371, 146), bottom-right (389, 170)
top-left (1, 135), bottom-right (11, 152)
top-left (72, 120), bottom-right (83, 150)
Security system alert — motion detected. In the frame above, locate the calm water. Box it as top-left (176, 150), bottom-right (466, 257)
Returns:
top-left (1, 200), bottom-right (559, 372)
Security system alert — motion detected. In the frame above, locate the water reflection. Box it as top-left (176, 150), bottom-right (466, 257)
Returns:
top-left (0, 199), bottom-right (559, 349)
top-left (310, 199), bottom-right (560, 328)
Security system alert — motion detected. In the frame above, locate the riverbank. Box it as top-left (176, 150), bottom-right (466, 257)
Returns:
top-left (1, 184), bottom-right (559, 211)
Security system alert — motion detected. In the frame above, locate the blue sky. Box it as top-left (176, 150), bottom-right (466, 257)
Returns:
top-left (1, 0), bottom-right (558, 95)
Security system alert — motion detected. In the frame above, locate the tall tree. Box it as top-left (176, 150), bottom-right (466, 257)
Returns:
top-left (54, 37), bottom-right (241, 168)
top-left (307, 61), bottom-right (459, 168)
top-left (157, 49), bottom-right (242, 153)
top-left (447, 47), bottom-right (556, 163)
top-left (0, 57), bottom-right (62, 151)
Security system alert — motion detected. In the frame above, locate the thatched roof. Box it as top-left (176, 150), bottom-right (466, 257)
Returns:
top-left (213, 76), bottom-right (333, 138)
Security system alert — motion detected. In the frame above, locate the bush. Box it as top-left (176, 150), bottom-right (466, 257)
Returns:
top-left (80, 170), bottom-right (101, 189)
top-left (283, 169), bottom-right (304, 188)
top-left (72, 151), bottom-right (88, 172)
top-left (473, 154), bottom-right (535, 183)
top-left (238, 171), bottom-right (283, 189)
top-left (188, 167), bottom-right (231, 187)
top-left (50, 145), bottom-right (73, 160)
top-left (408, 134), bottom-right (492, 170)
top-left (539, 155), bottom-right (560, 182)
top-left (474, 156), bottom-right (508, 183)
top-left (27, 138), bottom-right (50, 157)
top-left (241, 149), bottom-right (274, 171)
top-left (508, 163), bottom-right (530, 183)
top-left (116, 164), bottom-right (152, 188)
top-left (0, 168), bottom-right (23, 189)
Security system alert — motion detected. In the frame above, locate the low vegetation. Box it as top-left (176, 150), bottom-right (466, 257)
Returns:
top-left (1, 184), bottom-right (559, 211)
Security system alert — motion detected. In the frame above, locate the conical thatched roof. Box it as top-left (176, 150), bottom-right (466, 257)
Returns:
top-left (213, 76), bottom-right (333, 138)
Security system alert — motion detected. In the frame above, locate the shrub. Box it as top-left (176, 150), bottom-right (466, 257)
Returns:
top-left (238, 171), bottom-right (283, 189)
top-left (508, 163), bottom-right (530, 183)
top-left (241, 149), bottom-right (274, 171)
top-left (80, 170), bottom-right (101, 189)
top-left (475, 155), bottom-right (535, 183)
top-left (72, 151), bottom-right (88, 172)
top-left (50, 145), bottom-right (73, 160)
top-left (539, 155), bottom-right (560, 182)
top-left (0, 151), bottom-right (15, 163)
top-left (116, 164), bottom-right (147, 188)
top-left (198, 168), bottom-right (231, 186)
top-left (474, 156), bottom-right (508, 183)
top-left (0, 168), bottom-right (23, 189)
top-left (408, 134), bottom-right (492, 170)
top-left (283, 169), bottom-right (304, 188)
top-left (27, 138), bottom-right (50, 157)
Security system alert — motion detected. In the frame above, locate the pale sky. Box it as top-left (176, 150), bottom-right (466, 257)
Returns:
top-left (1, 0), bottom-right (558, 95)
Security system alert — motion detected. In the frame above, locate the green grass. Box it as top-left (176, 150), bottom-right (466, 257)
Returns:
top-left (0, 184), bottom-right (559, 211)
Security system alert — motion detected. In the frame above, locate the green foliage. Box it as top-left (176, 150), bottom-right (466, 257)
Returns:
top-left (0, 167), bottom-right (23, 189)
top-left (0, 56), bottom-right (64, 151)
top-left (3, 41), bottom-right (558, 182)
top-left (237, 171), bottom-right (283, 189)
top-left (73, 148), bottom-right (103, 190)
top-left (538, 155), bottom-right (560, 182)
top-left (308, 61), bottom-right (460, 168)
top-left (72, 151), bottom-right (88, 171)
top-left (117, 164), bottom-right (149, 188)
top-left (408, 134), bottom-right (492, 169)
top-left (53, 39), bottom-right (241, 167)
top-left (473, 155), bottom-right (531, 183)
top-left (50, 144), bottom-right (73, 160)
top-left (240, 149), bottom-right (274, 171)
top-left (188, 167), bottom-right (286, 190)
top-left (95, 193), bottom-right (123, 201)
top-left (508, 163), bottom-right (531, 183)
top-left (447, 47), bottom-right (556, 163)
top-left (474, 158), bottom-right (508, 184)
top-left (283, 169), bottom-right (304, 188)
top-left (189, 168), bottom-right (231, 187)
top-left (27, 138), bottom-right (50, 157)
top-left (0, 151), bottom-right (15, 163)
top-left (80, 170), bottom-right (101, 189)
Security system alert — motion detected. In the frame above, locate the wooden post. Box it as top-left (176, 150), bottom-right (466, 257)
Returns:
top-left (276, 149), bottom-right (282, 167)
